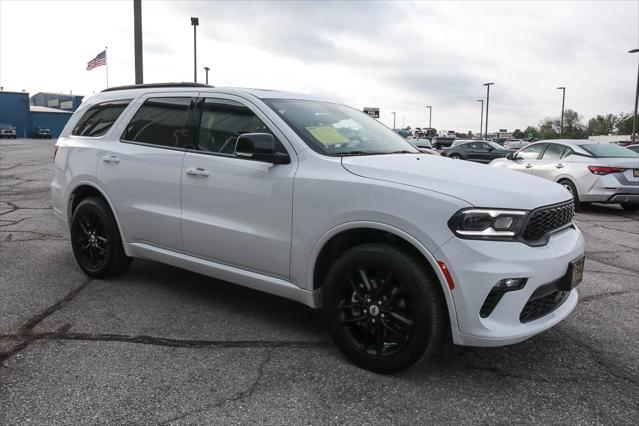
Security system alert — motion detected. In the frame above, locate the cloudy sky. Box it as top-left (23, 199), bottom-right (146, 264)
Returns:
top-left (1, 0), bottom-right (637, 132)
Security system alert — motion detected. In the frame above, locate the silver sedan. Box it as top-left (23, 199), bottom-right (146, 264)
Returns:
top-left (490, 140), bottom-right (639, 211)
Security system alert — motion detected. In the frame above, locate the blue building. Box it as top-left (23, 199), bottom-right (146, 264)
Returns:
top-left (0, 90), bottom-right (83, 138)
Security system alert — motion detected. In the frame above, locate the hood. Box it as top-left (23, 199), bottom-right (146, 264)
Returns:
top-left (341, 154), bottom-right (572, 210)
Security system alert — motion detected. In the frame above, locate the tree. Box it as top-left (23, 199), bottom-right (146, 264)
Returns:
top-left (616, 113), bottom-right (636, 135)
top-left (512, 129), bottom-right (524, 139)
top-left (523, 126), bottom-right (538, 140)
top-left (538, 118), bottom-right (559, 139)
top-left (561, 109), bottom-right (585, 139)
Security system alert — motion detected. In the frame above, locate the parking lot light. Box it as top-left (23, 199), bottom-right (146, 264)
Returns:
top-left (476, 100), bottom-right (484, 138)
top-left (483, 83), bottom-right (494, 139)
top-left (557, 87), bottom-right (566, 138)
top-left (191, 17), bottom-right (199, 83)
top-left (630, 49), bottom-right (639, 144)
top-left (426, 105), bottom-right (432, 128)
top-left (204, 66), bottom-right (210, 85)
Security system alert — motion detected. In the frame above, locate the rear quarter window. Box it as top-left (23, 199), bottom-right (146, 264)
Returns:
top-left (72, 100), bottom-right (131, 137)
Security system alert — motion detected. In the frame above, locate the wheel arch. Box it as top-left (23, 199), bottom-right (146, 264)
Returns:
top-left (67, 181), bottom-right (129, 254)
top-left (308, 222), bottom-right (458, 328)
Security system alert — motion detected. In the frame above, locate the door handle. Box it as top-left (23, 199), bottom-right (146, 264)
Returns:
top-left (556, 163), bottom-right (565, 169)
top-left (186, 167), bottom-right (210, 177)
top-left (101, 155), bottom-right (120, 164)
top-left (525, 163), bottom-right (533, 168)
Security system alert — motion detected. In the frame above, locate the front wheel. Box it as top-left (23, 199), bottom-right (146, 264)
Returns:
top-left (70, 197), bottom-right (131, 278)
top-left (449, 154), bottom-right (462, 160)
top-left (323, 244), bottom-right (445, 373)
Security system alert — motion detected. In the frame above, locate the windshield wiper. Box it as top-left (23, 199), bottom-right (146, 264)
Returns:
top-left (334, 151), bottom-right (382, 156)
top-left (389, 150), bottom-right (414, 154)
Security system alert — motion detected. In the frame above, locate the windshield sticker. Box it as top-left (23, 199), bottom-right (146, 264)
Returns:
top-left (306, 126), bottom-right (349, 145)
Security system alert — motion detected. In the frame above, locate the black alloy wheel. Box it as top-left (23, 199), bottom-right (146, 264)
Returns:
top-left (71, 197), bottom-right (131, 278)
top-left (323, 244), bottom-right (445, 373)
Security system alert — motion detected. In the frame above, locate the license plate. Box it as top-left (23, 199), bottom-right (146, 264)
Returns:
top-left (569, 256), bottom-right (585, 289)
top-left (634, 169), bottom-right (639, 177)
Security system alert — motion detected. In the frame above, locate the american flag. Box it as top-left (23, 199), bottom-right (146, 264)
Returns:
top-left (86, 50), bottom-right (107, 71)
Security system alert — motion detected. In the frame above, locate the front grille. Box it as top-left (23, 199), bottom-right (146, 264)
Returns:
top-left (522, 200), bottom-right (575, 244)
top-left (520, 290), bottom-right (569, 323)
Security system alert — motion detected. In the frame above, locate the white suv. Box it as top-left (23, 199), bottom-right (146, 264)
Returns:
top-left (52, 83), bottom-right (585, 372)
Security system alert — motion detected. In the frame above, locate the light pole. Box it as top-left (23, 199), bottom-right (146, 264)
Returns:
top-left (557, 86), bottom-right (566, 138)
top-left (483, 82), bottom-right (494, 139)
top-left (204, 66), bottom-right (210, 85)
top-left (191, 17), bottom-right (199, 83)
top-left (426, 105), bottom-right (432, 128)
top-left (133, 0), bottom-right (143, 84)
top-left (476, 99), bottom-right (483, 139)
top-left (630, 49), bottom-right (639, 144)
top-left (391, 112), bottom-right (396, 130)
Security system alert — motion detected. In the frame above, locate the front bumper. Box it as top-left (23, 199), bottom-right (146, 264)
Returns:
top-left (434, 224), bottom-right (584, 347)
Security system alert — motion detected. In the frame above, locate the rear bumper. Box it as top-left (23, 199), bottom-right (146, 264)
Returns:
top-left (580, 174), bottom-right (639, 203)
top-left (608, 194), bottom-right (639, 204)
top-left (434, 225), bottom-right (584, 347)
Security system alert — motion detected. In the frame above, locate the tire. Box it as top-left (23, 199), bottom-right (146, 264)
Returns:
top-left (70, 197), bottom-right (131, 278)
top-left (559, 179), bottom-right (582, 210)
top-left (621, 203), bottom-right (639, 212)
top-left (322, 243), bottom-right (445, 373)
top-left (449, 154), bottom-right (462, 160)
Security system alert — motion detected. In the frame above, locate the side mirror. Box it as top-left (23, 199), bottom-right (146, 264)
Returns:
top-left (506, 152), bottom-right (514, 160)
top-left (236, 133), bottom-right (290, 164)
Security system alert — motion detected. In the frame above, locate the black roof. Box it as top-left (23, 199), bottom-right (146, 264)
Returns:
top-left (102, 82), bottom-right (213, 93)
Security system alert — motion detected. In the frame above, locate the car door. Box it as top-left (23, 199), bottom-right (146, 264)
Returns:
top-left (508, 143), bottom-right (547, 174)
top-left (97, 93), bottom-right (196, 250)
top-left (180, 96), bottom-right (296, 279)
top-left (530, 143), bottom-right (568, 181)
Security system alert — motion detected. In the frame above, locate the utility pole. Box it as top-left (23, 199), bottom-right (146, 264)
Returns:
top-left (557, 86), bottom-right (566, 138)
top-left (477, 99), bottom-right (484, 139)
top-left (483, 82), bottom-right (494, 139)
top-left (630, 49), bottom-right (639, 144)
top-left (426, 105), bottom-right (432, 128)
top-left (191, 17), bottom-right (199, 83)
top-left (391, 112), bottom-right (396, 130)
top-left (204, 66), bottom-right (210, 85)
top-left (133, 0), bottom-right (143, 84)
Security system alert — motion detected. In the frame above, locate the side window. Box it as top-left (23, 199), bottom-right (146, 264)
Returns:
top-left (541, 144), bottom-right (566, 160)
top-left (561, 148), bottom-right (574, 158)
top-left (122, 97), bottom-right (192, 148)
top-left (197, 98), bottom-right (285, 155)
top-left (72, 100), bottom-right (131, 137)
top-left (517, 144), bottom-right (546, 160)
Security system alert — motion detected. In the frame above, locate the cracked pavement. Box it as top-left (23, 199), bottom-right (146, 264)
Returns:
top-left (1, 139), bottom-right (638, 425)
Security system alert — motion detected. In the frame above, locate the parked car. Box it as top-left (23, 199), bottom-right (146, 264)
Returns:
top-left (503, 140), bottom-right (529, 151)
top-left (441, 141), bottom-right (510, 163)
top-left (52, 83), bottom-right (584, 373)
top-left (490, 140), bottom-right (639, 211)
top-left (431, 136), bottom-right (455, 150)
top-left (32, 126), bottom-right (52, 139)
top-left (408, 138), bottom-right (441, 155)
top-left (450, 139), bottom-right (470, 147)
top-left (0, 123), bottom-right (17, 139)
top-left (625, 144), bottom-right (639, 154)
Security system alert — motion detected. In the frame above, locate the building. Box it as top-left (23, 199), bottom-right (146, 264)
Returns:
top-left (0, 90), bottom-right (83, 138)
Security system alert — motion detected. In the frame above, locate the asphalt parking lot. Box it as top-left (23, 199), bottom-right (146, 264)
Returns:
top-left (1, 138), bottom-right (638, 425)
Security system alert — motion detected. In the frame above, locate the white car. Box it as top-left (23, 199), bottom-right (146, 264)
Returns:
top-left (490, 140), bottom-right (639, 211)
top-left (52, 84), bottom-right (584, 372)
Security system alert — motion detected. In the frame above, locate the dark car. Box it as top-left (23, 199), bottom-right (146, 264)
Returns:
top-left (431, 136), bottom-right (456, 150)
top-left (441, 140), bottom-right (510, 163)
top-left (32, 127), bottom-right (52, 139)
top-left (0, 123), bottom-right (17, 139)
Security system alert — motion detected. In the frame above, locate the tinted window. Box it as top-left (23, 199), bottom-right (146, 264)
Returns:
top-left (541, 144), bottom-right (566, 160)
top-left (123, 97), bottom-right (192, 147)
top-left (562, 148), bottom-right (575, 158)
top-left (197, 98), bottom-right (285, 155)
top-left (516, 143), bottom-right (546, 160)
top-left (579, 143), bottom-right (639, 158)
top-left (72, 100), bottom-right (131, 137)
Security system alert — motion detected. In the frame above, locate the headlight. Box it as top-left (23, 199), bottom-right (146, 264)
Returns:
top-left (448, 208), bottom-right (528, 240)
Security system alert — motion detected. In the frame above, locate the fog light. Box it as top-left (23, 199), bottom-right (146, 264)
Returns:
top-left (494, 278), bottom-right (527, 291)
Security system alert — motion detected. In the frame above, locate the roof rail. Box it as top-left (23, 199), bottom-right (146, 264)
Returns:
top-left (102, 82), bottom-right (213, 92)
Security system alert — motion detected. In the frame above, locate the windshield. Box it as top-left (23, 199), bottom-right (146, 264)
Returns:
top-left (263, 99), bottom-right (419, 156)
top-left (579, 143), bottom-right (639, 158)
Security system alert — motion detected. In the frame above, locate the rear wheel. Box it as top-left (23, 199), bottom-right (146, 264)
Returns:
top-left (621, 203), bottom-right (639, 212)
top-left (559, 179), bottom-right (582, 210)
top-left (449, 153), bottom-right (462, 160)
top-left (323, 244), bottom-right (445, 373)
top-left (70, 197), bottom-right (131, 278)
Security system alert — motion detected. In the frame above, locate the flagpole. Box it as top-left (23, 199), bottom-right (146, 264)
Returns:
top-left (105, 46), bottom-right (109, 88)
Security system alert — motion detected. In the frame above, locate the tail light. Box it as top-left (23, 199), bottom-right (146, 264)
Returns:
top-left (588, 166), bottom-right (626, 175)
